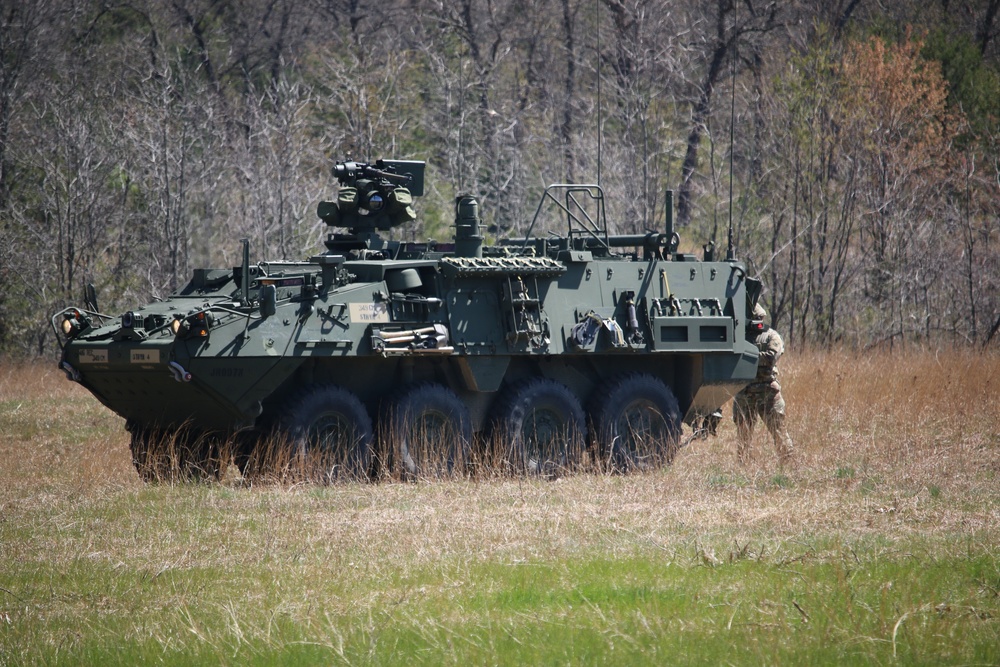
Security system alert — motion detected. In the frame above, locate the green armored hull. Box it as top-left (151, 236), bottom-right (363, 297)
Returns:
top-left (54, 160), bottom-right (761, 480)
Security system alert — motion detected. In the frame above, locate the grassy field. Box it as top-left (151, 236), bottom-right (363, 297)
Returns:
top-left (1, 350), bottom-right (998, 665)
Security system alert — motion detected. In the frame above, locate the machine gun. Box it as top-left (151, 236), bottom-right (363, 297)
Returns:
top-left (318, 159), bottom-right (426, 235)
top-left (332, 159), bottom-right (424, 194)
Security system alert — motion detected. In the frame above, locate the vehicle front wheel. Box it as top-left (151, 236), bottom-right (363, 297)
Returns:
top-left (277, 385), bottom-right (373, 483)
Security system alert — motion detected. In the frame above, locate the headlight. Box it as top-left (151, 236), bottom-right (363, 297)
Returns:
top-left (60, 309), bottom-right (89, 339)
top-left (170, 317), bottom-right (184, 336)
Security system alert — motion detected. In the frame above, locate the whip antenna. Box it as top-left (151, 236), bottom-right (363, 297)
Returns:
top-left (726, 34), bottom-right (736, 261)
top-left (596, 0), bottom-right (602, 187)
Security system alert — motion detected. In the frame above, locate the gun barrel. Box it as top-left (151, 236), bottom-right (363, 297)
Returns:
top-left (362, 166), bottom-right (412, 183)
top-left (605, 233), bottom-right (666, 248)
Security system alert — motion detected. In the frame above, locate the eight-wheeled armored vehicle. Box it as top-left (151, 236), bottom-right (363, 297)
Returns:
top-left (53, 158), bottom-right (763, 480)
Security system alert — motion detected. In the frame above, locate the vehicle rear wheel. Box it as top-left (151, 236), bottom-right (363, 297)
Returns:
top-left (589, 373), bottom-right (682, 472)
top-left (383, 383), bottom-right (471, 480)
top-left (277, 385), bottom-right (373, 483)
top-left (491, 378), bottom-right (586, 477)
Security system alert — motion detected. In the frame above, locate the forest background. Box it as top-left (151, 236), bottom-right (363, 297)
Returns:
top-left (1, 0), bottom-right (998, 357)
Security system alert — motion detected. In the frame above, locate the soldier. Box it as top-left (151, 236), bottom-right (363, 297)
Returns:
top-left (733, 304), bottom-right (793, 465)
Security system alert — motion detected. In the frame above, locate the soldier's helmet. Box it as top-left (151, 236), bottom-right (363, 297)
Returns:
top-left (753, 304), bottom-right (767, 321)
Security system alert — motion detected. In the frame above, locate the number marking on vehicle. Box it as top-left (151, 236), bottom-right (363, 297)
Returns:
top-left (350, 302), bottom-right (390, 323)
top-left (79, 349), bottom-right (108, 364)
top-left (130, 350), bottom-right (160, 364)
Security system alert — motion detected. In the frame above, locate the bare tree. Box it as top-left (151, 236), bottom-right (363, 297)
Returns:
top-left (675, 0), bottom-right (779, 228)
top-left (597, 0), bottom-right (687, 233)
top-left (226, 79), bottom-right (318, 260)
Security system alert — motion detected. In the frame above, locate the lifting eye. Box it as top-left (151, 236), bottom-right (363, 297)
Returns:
top-left (172, 311), bottom-right (213, 339)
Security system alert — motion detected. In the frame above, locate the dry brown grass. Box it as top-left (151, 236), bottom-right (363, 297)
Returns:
top-left (780, 346), bottom-right (998, 489)
top-left (0, 361), bottom-right (136, 498)
top-left (2, 348), bottom-right (996, 560)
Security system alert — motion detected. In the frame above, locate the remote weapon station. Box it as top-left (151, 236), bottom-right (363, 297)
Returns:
top-left (54, 158), bottom-right (763, 480)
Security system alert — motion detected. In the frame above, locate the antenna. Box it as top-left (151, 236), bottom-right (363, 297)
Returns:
top-left (458, 56), bottom-right (465, 194)
top-left (726, 29), bottom-right (737, 262)
top-left (596, 0), bottom-right (602, 188)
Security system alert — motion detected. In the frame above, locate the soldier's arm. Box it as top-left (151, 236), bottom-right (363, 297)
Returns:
top-left (759, 330), bottom-right (784, 364)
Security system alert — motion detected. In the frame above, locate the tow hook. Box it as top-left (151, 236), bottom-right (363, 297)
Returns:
top-left (168, 361), bottom-right (193, 382)
top-left (60, 361), bottom-right (81, 382)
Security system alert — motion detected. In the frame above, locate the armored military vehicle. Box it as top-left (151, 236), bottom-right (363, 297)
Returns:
top-left (53, 158), bottom-right (762, 480)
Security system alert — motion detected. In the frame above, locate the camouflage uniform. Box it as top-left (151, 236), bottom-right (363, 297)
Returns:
top-left (733, 307), bottom-right (793, 465)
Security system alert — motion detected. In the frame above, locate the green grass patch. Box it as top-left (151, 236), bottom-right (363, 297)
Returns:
top-left (3, 544), bottom-right (998, 665)
top-left (2, 484), bottom-right (998, 666)
top-left (835, 466), bottom-right (856, 479)
top-left (705, 468), bottom-right (750, 488)
top-left (768, 474), bottom-right (793, 489)
top-left (859, 476), bottom-right (881, 495)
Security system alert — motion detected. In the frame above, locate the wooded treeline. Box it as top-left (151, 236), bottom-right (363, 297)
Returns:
top-left (1, 0), bottom-right (997, 356)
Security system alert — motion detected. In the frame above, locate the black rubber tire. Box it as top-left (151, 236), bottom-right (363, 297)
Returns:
top-left (277, 384), bottom-right (373, 483)
top-left (589, 373), bottom-right (682, 472)
top-left (383, 383), bottom-right (472, 480)
top-left (491, 378), bottom-right (586, 477)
